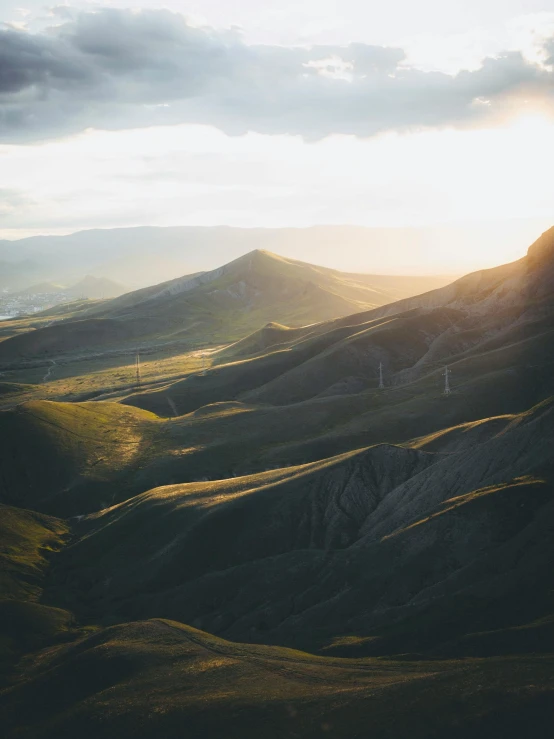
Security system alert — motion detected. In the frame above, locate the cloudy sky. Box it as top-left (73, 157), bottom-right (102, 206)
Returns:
top-left (0, 0), bottom-right (553, 269)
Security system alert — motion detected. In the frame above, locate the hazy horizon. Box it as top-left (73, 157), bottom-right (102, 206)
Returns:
top-left (1, 219), bottom-right (552, 280)
top-left (1, 0), bottom-right (553, 276)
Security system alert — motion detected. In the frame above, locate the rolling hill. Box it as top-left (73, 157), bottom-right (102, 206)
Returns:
top-left (121, 228), bottom-right (554, 418)
top-left (1, 619), bottom-right (552, 739)
top-left (0, 228), bottom-right (553, 738)
top-left (1, 229), bottom-right (553, 513)
top-left (37, 397), bottom-right (554, 655)
top-left (0, 250), bottom-right (455, 362)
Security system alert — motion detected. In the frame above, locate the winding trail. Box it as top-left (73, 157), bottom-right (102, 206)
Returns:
top-left (43, 359), bottom-right (57, 383)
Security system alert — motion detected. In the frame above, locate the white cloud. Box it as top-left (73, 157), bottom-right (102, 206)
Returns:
top-left (0, 115), bottom-right (552, 236)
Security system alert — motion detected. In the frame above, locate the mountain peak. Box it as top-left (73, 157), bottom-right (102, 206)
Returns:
top-left (223, 248), bottom-right (293, 274)
top-left (236, 248), bottom-right (280, 263)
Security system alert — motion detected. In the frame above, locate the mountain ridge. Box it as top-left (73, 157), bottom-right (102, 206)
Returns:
top-left (0, 249), bottom-right (458, 362)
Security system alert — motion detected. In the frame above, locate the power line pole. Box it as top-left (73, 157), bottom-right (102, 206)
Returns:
top-left (378, 361), bottom-right (385, 390)
top-left (443, 366), bottom-right (451, 395)
top-left (135, 351), bottom-right (141, 390)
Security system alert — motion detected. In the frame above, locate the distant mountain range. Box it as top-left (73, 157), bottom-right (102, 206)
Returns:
top-left (0, 224), bottom-right (485, 291)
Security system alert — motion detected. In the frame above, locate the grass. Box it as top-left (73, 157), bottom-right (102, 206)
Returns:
top-left (0, 505), bottom-right (72, 684)
top-left (38, 398), bottom-right (551, 663)
top-left (1, 619), bottom-right (552, 739)
top-left (0, 249), bottom-right (413, 377)
top-left (0, 505), bottom-right (69, 601)
top-left (0, 344), bottom-right (215, 410)
top-left (0, 401), bottom-right (161, 514)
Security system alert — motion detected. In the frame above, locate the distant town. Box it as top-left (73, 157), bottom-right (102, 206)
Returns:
top-left (0, 289), bottom-right (79, 320)
top-left (0, 275), bottom-right (127, 320)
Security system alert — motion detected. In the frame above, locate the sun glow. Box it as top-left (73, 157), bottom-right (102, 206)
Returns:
top-left (508, 112), bottom-right (554, 137)
top-left (0, 112), bottom-right (552, 271)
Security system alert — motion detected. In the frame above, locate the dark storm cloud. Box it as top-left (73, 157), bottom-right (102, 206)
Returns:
top-left (0, 8), bottom-right (553, 142)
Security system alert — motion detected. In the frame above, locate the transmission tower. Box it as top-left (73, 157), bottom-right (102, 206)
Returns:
top-left (201, 349), bottom-right (207, 377)
top-left (378, 361), bottom-right (385, 390)
top-left (135, 352), bottom-right (141, 389)
top-left (443, 366), bottom-right (451, 395)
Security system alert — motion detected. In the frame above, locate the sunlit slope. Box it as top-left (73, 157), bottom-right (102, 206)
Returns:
top-left (2, 618), bottom-right (553, 739)
top-left (123, 227), bottom-right (554, 417)
top-left (0, 401), bottom-right (159, 515)
top-left (51, 398), bottom-right (553, 655)
top-left (332, 225), bottom-right (554, 326)
top-left (0, 249), bottom-right (455, 362)
top-left (90, 249), bottom-right (431, 320)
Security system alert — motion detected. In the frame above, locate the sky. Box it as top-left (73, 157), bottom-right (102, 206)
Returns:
top-left (0, 0), bottom-right (553, 272)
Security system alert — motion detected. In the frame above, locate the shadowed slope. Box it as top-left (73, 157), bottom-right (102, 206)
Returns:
top-left (2, 619), bottom-right (553, 739)
top-left (48, 399), bottom-right (554, 654)
top-left (0, 401), bottom-right (159, 515)
top-left (0, 505), bottom-right (72, 684)
top-left (57, 444), bottom-right (434, 609)
top-left (0, 506), bottom-right (68, 602)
